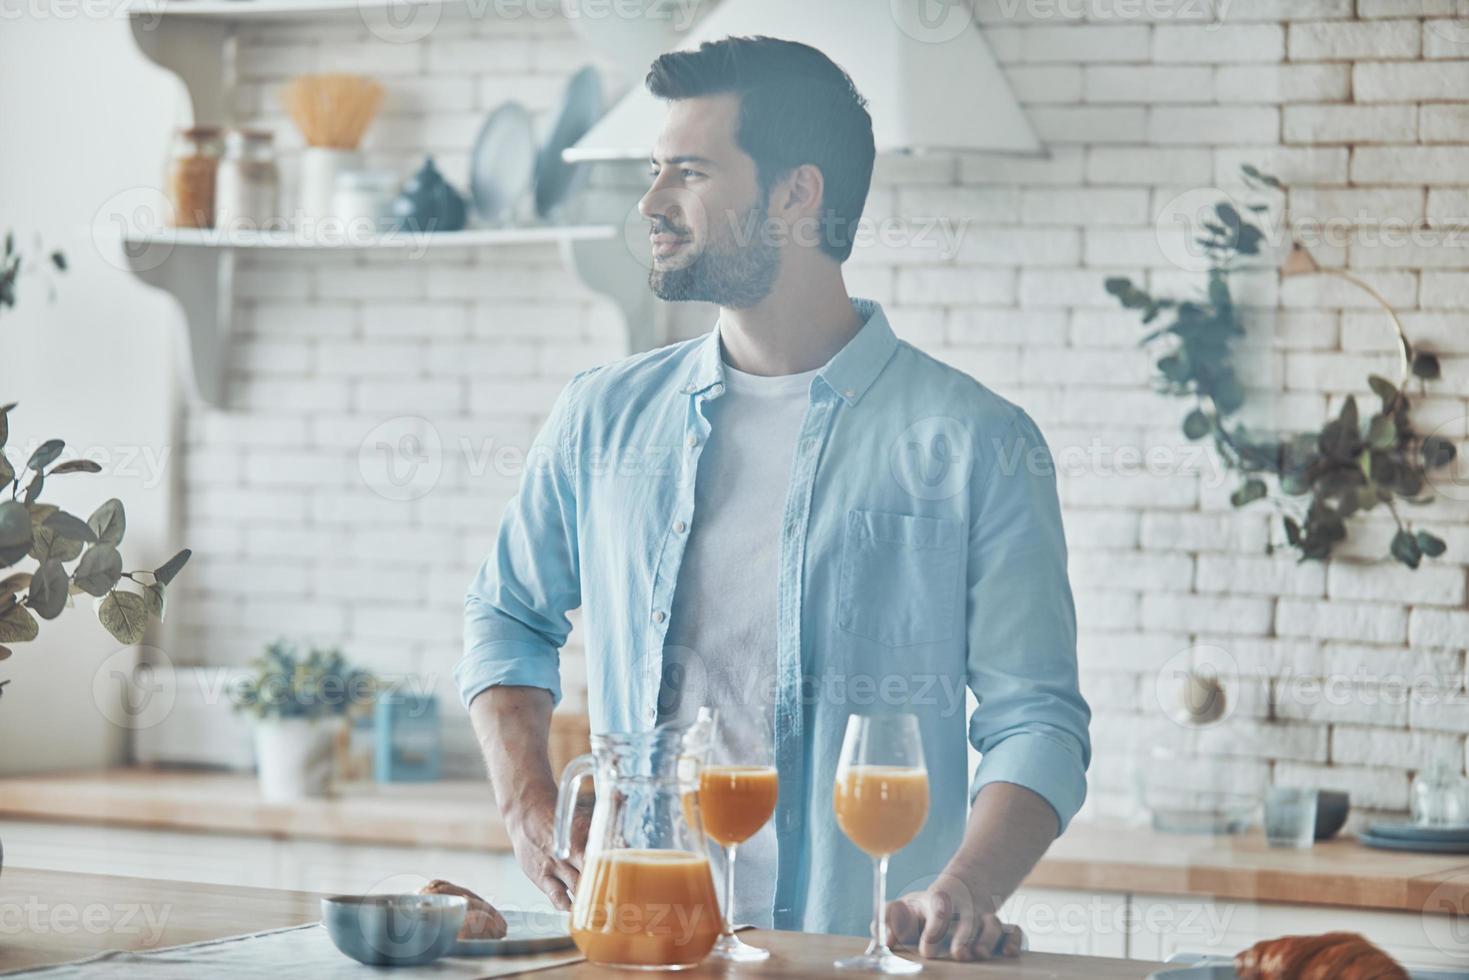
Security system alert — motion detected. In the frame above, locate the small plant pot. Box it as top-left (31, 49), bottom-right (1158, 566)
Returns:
top-left (254, 717), bottom-right (339, 802)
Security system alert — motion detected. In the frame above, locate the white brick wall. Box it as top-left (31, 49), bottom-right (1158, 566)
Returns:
top-left (172, 6), bottom-right (1469, 806)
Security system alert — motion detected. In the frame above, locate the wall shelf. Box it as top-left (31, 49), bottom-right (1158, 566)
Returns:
top-left (109, 224), bottom-right (618, 250)
top-left (125, 0), bottom-right (466, 21)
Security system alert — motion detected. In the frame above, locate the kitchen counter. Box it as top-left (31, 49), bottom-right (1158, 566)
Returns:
top-left (0, 769), bottom-right (510, 851)
top-left (3, 770), bottom-right (1465, 916)
top-left (0, 866), bottom-right (1164, 977)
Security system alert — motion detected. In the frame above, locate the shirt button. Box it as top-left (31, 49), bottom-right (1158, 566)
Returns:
top-left (673, 520), bottom-right (687, 534)
top-left (653, 610), bottom-right (666, 624)
top-left (682, 383), bottom-right (695, 394)
top-left (844, 388), bottom-right (856, 399)
top-left (686, 434), bottom-right (698, 449)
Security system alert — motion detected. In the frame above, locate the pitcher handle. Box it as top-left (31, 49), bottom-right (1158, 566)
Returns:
top-left (553, 752), bottom-right (595, 862)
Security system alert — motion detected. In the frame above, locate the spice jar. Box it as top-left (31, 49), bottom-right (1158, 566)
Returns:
top-left (169, 126), bottom-right (223, 229)
top-left (215, 128), bottom-right (279, 232)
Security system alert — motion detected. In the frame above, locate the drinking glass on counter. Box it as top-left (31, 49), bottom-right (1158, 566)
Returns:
top-left (689, 743), bottom-right (778, 962)
top-left (1264, 786), bottom-right (1317, 849)
top-left (833, 713), bottom-right (929, 974)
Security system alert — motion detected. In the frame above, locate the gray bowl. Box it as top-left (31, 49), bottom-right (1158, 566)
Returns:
top-left (1315, 790), bottom-right (1350, 840)
top-left (321, 894), bottom-right (467, 967)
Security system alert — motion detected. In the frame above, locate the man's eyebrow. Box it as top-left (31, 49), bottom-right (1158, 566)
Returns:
top-left (649, 154), bottom-right (720, 169)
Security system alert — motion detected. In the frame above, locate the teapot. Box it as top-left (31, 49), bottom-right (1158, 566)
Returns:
top-left (554, 710), bottom-right (720, 970)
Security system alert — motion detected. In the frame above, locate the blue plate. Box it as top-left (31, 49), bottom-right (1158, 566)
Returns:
top-left (1360, 831), bottom-right (1469, 854)
top-left (534, 66), bottom-right (602, 220)
top-left (1369, 821), bottom-right (1469, 842)
top-left (469, 102), bottom-right (536, 224)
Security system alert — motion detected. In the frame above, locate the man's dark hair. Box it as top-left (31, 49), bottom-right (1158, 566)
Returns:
top-left (646, 35), bottom-right (875, 263)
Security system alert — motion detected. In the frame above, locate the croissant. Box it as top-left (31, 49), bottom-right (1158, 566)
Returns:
top-left (419, 879), bottom-right (509, 940)
top-left (1234, 931), bottom-right (1409, 980)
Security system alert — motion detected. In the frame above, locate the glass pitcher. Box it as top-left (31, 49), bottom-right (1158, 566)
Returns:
top-left (554, 710), bottom-right (721, 970)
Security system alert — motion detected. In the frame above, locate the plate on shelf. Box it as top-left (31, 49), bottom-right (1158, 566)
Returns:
top-left (1359, 830), bottom-right (1469, 854)
top-left (449, 909), bottom-right (573, 957)
top-left (534, 65), bottom-right (603, 220)
top-left (469, 101), bottom-right (536, 224)
top-left (1368, 821), bottom-right (1469, 843)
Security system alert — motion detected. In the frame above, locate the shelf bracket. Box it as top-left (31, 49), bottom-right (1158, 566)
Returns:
top-left (559, 234), bottom-right (662, 355)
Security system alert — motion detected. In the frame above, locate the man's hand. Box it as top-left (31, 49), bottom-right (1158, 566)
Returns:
top-left (503, 791), bottom-right (592, 912)
top-left (885, 874), bottom-right (1022, 962)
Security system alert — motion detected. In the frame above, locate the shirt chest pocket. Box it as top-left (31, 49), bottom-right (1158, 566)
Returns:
top-left (836, 510), bottom-right (964, 648)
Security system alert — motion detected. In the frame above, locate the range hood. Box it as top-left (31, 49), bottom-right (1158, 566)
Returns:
top-left (563, 0), bottom-right (1042, 161)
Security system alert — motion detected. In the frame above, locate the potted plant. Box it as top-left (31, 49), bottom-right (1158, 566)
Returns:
top-left (233, 640), bottom-right (374, 802)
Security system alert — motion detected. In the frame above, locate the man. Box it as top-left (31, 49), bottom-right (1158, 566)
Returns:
top-left (458, 35), bottom-right (1090, 962)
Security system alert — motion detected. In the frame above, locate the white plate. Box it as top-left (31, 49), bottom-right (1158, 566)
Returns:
top-left (448, 909), bottom-right (573, 957)
top-left (469, 102), bottom-right (536, 224)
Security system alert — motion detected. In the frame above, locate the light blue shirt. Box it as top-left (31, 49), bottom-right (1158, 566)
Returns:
top-left (459, 297), bottom-right (1091, 936)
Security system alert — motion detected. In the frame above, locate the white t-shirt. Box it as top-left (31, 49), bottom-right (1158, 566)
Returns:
top-left (657, 359), bottom-right (816, 930)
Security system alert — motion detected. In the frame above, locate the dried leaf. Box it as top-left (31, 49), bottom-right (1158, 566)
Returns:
top-left (26, 559), bottom-right (67, 620)
top-left (0, 501), bottom-right (31, 548)
top-left (0, 601), bottom-right (38, 643)
top-left (153, 548), bottom-right (191, 586)
top-left (43, 510), bottom-right (98, 544)
top-left (28, 525), bottom-right (82, 564)
top-left (98, 590), bottom-right (147, 645)
top-left (25, 439), bottom-right (63, 472)
top-left (88, 498), bottom-right (125, 547)
top-left (74, 544), bottom-right (122, 597)
top-left (48, 459), bottom-right (102, 476)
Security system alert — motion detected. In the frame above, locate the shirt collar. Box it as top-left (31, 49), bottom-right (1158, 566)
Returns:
top-left (681, 297), bottom-right (900, 405)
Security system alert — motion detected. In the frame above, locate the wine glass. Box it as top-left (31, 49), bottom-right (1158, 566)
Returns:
top-left (833, 713), bottom-right (929, 974)
top-left (693, 733), bottom-right (778, 962)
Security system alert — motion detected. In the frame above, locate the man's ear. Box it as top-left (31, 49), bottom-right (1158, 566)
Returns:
top-left (771, 163), bottom-right (825, 219)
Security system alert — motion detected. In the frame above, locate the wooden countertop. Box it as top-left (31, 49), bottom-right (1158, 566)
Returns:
top-left (0, 769), bottom-right (510, 851)
top-left (3, 770), bottom-right (1466, 916)
top-left (0, 866), bottom-right (1162, 978)
top-left (1030, 821), bottom-right (1469, 915)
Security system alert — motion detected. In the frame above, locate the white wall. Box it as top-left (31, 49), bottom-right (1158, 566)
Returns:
top-left (157, 2), bottom-right (1469, 815)
top-left (0, 15), bottom-right (185, 772)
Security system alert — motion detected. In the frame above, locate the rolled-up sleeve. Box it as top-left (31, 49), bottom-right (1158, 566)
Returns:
top-left (456, 372), bottom-right (590, 710)
top-left (966, 411), bottom-right (1091, 834)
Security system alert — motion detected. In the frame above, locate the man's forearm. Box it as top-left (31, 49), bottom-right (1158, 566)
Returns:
top-left (467, 684), bottom-right (558, 826)
top-left (942, 781), bottom-right (1060, 911)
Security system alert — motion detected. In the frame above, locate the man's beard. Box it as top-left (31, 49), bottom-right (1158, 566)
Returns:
top-left (648, 198), bottom-right (780, 309)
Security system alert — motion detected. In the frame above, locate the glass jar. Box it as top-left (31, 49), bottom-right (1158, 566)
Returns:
top-left (168, 126), bottom-right (223, 229)
top-left (332, 169), bottom-right (400, 233)
top-left (1412, 761), bottom-right (1469, 826)
top-left (215, 128), bottom-right (279, 233)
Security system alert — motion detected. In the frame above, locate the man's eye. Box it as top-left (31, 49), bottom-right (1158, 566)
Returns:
top-left (681, 169), bottom-right (702, 179)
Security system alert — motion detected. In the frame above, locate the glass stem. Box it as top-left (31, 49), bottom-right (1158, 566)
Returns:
top-left (722, 844), bottom-right (738, 937)
top-left (872, 855), bottom-right (889, 954)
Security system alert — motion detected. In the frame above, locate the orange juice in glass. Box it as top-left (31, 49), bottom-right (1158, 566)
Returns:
top-left (833, 714), bottom-right (928, 975)
top-left (687, 762), bottom-right (778, 962)
top-left (569, 849), bottom-right (722, 969)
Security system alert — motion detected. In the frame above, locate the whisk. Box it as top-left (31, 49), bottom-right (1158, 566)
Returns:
top-left (281, 74), bottom-right (384, 150)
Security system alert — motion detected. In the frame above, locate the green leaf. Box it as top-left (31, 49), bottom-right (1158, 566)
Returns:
top-left (25, 439), bottom-right (63, 471)
top-left (50, 250), bottom-right (66, 272)
top-left (0, 572), bottom-right (31, 601)
top-left (0, 501), bottom-right (31, 548)
top-left (26, 559), bottom-right (67, 620)
top-left (1230, 479), bottom-right (1267, 507)
top-left (1417, 531), bottom-right (1447, 558)
top-left (144, 582), bottom-right (166, 619)
top-left (1368, 374), bottom-right (1398, 406)
top-left (1391, 528), bottom-right (1422, 569)
top-left (22, 472), bottom-right (42, 504)
top-left (74, 543), bottom-right (122, 597)
top-left (28, 525), bottom-right (82, 564)
top-left (1422, 435), bottom-right (1457, 469)
top-left (1183, 409), bottom-right (1211, 440)
top-left (48, 459), bottom-right (102, 476)
top-left (153, 548), bottom-right (191, 587)
top-left (0, 453), bottom-right (12, 488)
top-left (0, 601), bottom-right (38, 643)
top-left (1413, 351), bottom-right (1442, 380)
top-left (98, 591), bottom-right (148, 645)
top-left (1367, 414), bottom-right (1397, 449)
top-left (43, 510), bottom-right (97, 544)
top-left (87, 498), bottom-right (125, 547)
